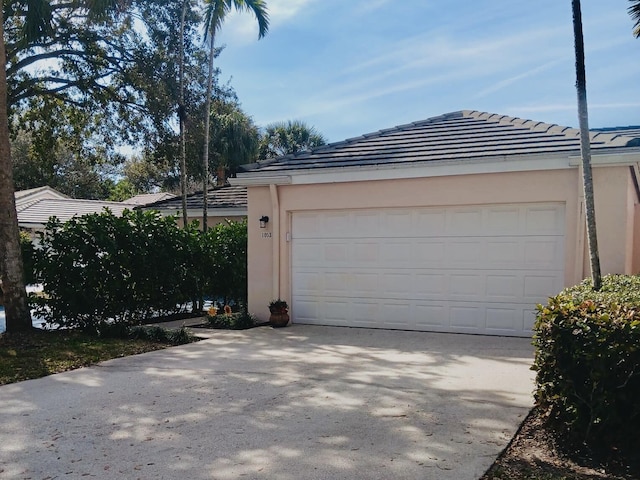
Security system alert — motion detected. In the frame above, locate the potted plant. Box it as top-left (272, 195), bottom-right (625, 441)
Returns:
top-left (268, 299), bottom-right (289, 328)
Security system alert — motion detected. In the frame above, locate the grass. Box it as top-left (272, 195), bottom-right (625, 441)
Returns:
top-left (0, 328), bottom-right (190, 385)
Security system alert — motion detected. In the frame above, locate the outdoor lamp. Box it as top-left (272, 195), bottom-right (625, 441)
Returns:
top-left (259, 216), bottom-right (269, 228)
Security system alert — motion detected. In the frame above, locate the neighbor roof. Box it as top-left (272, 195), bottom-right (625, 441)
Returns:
top-left (140, 185), bottom-right (247, 214)
top-left (15, 186), bottom-right (69, 212)
top-left (124, 192), bottom-right (177, 206)
top-left (239, 110), bottom-right (640, 173)
top-left (18, 198), bottom-right (136, 227)
top-left (592, 126), bottom-right (640, 139)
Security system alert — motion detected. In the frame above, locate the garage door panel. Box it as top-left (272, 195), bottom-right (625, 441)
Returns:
top-left (354, 242), bottom-right (379, 263)
top-left (525, 206), bottom-right (564, 234)
top-left (524, 239), bottom-right (563, 266)
top-left (295, 299), bottom-right (319, 323)
top-left (292, 203), bottom-right (565, 337)
top-left (414, 240), bottom-right (447, 264)
top-left (447, 209), bottom-right (483, 234)
top-left (523, 274), bottom-right (563, 299)
top-left (449, 273), bottom-right (484, 298)
top-left (487, 208), bottom-right (521, 234)
top-left (485, 274), bottom-right (522, 298)
top-left (450, 305), bottom-right (483, 329)
top-left (292, 271), bottom-right (324, 295)
top-left (415, 273), bottom-right (447, 295)
top-left (446, 239), bottom-right (483, 266)
top-left (416, 210), bottom-right (447, 233)
top-left (415, 303), bottom-right (449, 329)
top-left (380, 241), bottom-right (414, 263)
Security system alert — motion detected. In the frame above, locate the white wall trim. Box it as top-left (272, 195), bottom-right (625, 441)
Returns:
top-left (236, 153), bottom-right (573, 186)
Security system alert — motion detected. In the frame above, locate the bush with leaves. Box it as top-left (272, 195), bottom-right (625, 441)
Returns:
top-left (33, 209), bottom-right (195, 329)
top-left (532, 275), bottom-right (640, 448)
top-left (201, 220), bottom-right (247, 306)
top-left (19, 231), bottom-right (36, 285)
top-left (207, 311), bottom-right (255, 330)
top-left (31, 210), bottom-right (247, 331)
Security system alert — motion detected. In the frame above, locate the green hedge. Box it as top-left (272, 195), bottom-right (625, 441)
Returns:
top-left (31, 209), bottom-right (247, 330)
top-left (532, 275), bottom-right (640, 446)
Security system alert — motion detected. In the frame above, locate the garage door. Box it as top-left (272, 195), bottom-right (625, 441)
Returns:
top-left (291, 203), bottom-right (565, 336)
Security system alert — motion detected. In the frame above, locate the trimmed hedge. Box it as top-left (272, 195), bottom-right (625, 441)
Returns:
top-left (30, 209), bottom-right (247, 330)
top-left (532, 275), bottom-right (640, 446)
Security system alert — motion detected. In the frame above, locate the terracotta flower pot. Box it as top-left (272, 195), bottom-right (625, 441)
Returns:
top-left (269, 312), bottom-right (290, 328)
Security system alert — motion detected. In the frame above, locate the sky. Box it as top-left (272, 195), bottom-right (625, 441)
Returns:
top-left (214, 0), bottom-right (640, 143)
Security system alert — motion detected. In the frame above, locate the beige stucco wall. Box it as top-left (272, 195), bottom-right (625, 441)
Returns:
top-left (246, 165), bottom-right (639, 321)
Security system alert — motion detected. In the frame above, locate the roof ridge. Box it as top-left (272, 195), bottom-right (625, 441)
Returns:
top-left (465, 110), bottom-right (639, 147)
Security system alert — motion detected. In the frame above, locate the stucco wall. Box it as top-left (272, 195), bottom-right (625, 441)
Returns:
top-left (246, 165), bottom-right (637, 322)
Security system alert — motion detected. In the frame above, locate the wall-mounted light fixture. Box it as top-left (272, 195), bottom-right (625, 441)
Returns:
top-left (259, 215), bottom-right (269, 228)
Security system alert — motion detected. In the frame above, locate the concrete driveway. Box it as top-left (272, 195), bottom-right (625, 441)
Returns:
top-left (0, 325), bottom-right (534, 480)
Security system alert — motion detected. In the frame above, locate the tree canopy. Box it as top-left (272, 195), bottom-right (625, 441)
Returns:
top-left (258, 120), bottom-right (327, 160)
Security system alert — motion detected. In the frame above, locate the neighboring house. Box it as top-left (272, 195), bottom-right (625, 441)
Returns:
top-left (15, 187), bottom-right (136, 236)
top-left (139, 185), bottom-right (247, 227)
top-left (15, 186), bottom-right (69, 210)
top-left (124, 192), bottom-right (177, 206)
top-left (233, 110), bottom-right (640, 337)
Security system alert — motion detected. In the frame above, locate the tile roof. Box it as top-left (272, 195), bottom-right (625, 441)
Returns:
top-left (124, 192), bottom-right (177, 206)
top-left (15, 186), bottom-right (68, 200)
top-left (239, 110), bottom-right (640, 174)
top-left (592, 126), bottom-right (640, 139)
top-left (18, 198), bottom-right (136, 227)
top-left (140, 185), bottom-right (247, 212)
top-left (15, 186), bottom-right (69, 212)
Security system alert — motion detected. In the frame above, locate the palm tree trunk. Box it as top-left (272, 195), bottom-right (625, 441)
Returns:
top-left (202, 31), bottom-right (216, 232)
top-left (572, 0), bottom-right (601, 290)
top-left (179, 0), bottom-right (188, 226)
top-left (0, 11), bottom-right (32, 332)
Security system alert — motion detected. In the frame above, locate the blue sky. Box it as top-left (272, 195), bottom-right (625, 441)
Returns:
top-left (215, 0), bottom-right (640, 143)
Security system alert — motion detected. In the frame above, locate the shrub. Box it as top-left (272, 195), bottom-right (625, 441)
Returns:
top-left (20, 231), bottom-right (35, 285)
top-left (532, 275), bottom-right (640, 447)
top-left (30, 210), bottom-right (247, 331)
top-left (167, 326), bottom-right (194, 345)
top-left (207, 311), bottom-right (256, 330)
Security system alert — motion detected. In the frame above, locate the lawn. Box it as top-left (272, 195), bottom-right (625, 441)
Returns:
top-left (0, 329), bottom-right (191, 386)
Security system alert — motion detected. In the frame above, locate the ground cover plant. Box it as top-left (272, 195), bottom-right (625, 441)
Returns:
top-left (0, 326), bottom-right (195, 386)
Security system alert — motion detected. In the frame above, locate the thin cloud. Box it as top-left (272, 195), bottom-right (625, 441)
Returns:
top-left (474, 59), bottom-right (566, 98)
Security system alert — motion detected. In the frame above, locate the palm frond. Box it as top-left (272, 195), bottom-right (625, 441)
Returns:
top-left (630, 0), bottom-right (640, 38)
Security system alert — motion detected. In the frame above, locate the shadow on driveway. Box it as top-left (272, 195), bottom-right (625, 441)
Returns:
top-left (0, 325), bottom-right (534, 480)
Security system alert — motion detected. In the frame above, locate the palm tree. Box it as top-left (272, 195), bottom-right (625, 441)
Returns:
top-left (258, 120), bottom-right (327, 160)
top-left (179, 0), bottom-right (190, 224)
top-left (201, 0), bottom-right (268, 231)
top-left (0, 0), bottom-right (127, 333)
top-left (572, 0), bottom-right (601, 290)
top-left (630, 0), bottom-right (640, 38)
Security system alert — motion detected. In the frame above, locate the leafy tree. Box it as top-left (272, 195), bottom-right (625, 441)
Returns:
top-left (572, 0), bottom-right (601, 290)
top-left (10, 97), bottom-right (122, 198)
top-left (1, 0), bottom-right (130, 333)
top-left (201, 0), bottom-right (268, 230)
top-left (258, 120), bottom-right (327, 160)
top-left (631, 0), bottom-right (640, 37)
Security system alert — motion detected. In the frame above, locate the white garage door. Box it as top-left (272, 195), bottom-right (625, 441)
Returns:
top-left (291, 203), bottom-right (565, 337)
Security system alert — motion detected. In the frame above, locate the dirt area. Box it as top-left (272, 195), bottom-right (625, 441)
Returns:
top-left (482, 407), bottom-right (639, 480)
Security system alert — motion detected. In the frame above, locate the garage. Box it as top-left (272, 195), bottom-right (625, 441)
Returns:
top-left (236, 110), bottom-right (640, 336)
top-left (291, 203), bottom-right (565, 336)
